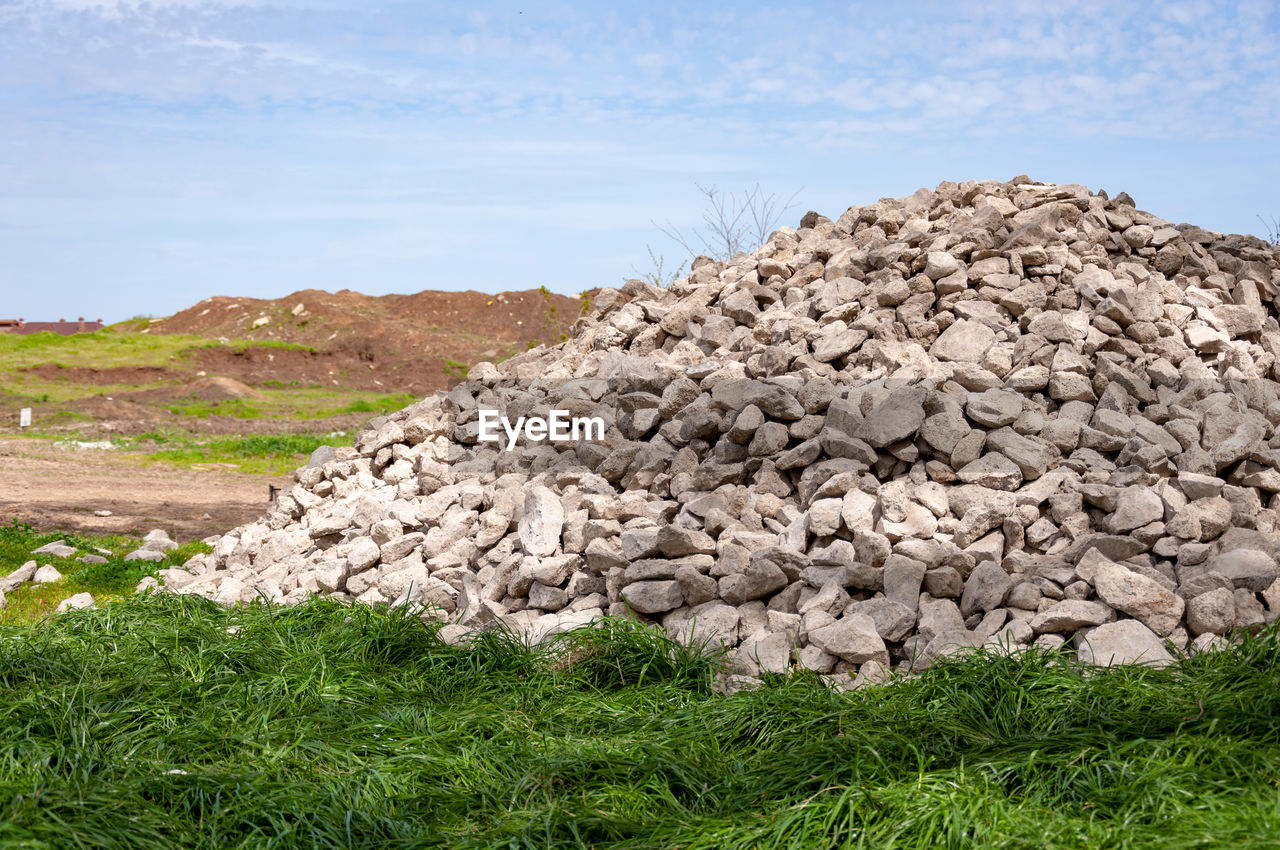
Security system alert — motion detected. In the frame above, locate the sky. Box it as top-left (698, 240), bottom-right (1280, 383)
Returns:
top-left (1, 0), bottom-right (1278, 323)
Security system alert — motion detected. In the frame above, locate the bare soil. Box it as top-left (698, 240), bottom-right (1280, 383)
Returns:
top-left (0, 438), bottom-right (285, 541)
top-left (152, 287), bottom-right (583, 395)
top-left (22, 364), bottom-right (177, 384)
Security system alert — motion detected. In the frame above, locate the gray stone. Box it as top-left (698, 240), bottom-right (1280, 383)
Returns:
top-left (32, 541), bottom-right (77, 558)
top-left (33, 565), bottom-right (64, 584)
top-left (956, 453), bottom-right (1023, 491)
top-left (959, 561), bottom-right (1011, 618)
top-left (848, 597), bottom-right (916, 641)
top-left (883, 557), bottom-right (927, 612)
top-left (1030, 600), bottom-right (1116, 634)
top-left (931, 319), bottom-right (996, 363)
top-left (807, 613), bottom-right (890, 665)
top-left (1093, 558), bottom-right (1185, 636)
top-left (1107, 487), bottom-right (1164, 534)
top-left (657, 524), bottom-right (716, 557)
top-left (1186, 588), bottom-right (1236, 636)
top-left (1208, 549), bottom-right (1279, 592)
top-left (856, 387), bottom-right (926, 448)
top-left (56, 592), bottom-right (94, 612)
top-left (720, 560), bottom-right (788, 605)
top-left (1076, 620), bottom-right (1174, 667)
top-left (347, 537), bottom-right (381, 572)
top-left (519, 487), bottom-right (565, 557)
top-left (0, 561), bottom-right (37, 592)
top-left (966, 389), bottom-right (1024, 428)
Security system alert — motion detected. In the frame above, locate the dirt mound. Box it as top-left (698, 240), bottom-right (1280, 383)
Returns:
top-left (149, 288), bottom-right (581, 394)
top-left (189, 344), bottom-right (441, 394)
top-left (22, 365), bottom-right (176, 384)
top-left (168, 178), bottom-right (1280, 680)
top-left (129, 376), bottom-right (267, 404)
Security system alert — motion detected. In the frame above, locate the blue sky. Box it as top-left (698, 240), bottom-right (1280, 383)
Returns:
top-left (2, 0), bottom-right (1278, 323)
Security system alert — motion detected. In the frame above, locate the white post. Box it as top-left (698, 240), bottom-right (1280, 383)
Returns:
top-left (19, 408), bottom-right (32, 428)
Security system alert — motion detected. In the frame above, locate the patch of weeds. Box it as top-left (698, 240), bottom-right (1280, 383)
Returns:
top-left (143, 433), bottom-right (334, 474)
top-left (165, 398), bottom-right (263, 419)
top-left (538, 284), bottom-right (569, 344)
top-left (442, 359), bottom-right (469, 380)
top-left (335, 393), bottom-right (417, 416)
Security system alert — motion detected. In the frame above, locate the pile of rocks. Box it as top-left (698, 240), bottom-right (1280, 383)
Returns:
top-left (161, 177), bottom-right (1280, 680)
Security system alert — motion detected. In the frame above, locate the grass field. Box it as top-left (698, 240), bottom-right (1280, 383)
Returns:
top-left (0, 330), bottom-right (315, 399)
top-left (159, 389), bottom-right (417, 421)
top-left (0, 590), bottom-right (1277, 848)
top-left (131, 432), bottom-right (339, 474)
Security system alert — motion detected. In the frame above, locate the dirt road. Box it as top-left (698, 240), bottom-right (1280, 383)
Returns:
top-left (0, 438), bottom-right (285, 541)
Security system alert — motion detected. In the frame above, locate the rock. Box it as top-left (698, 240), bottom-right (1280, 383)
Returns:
top-left (347, 537), bottom-right (381, 572)
top-left (1092, 559), bottom-right (1185, 635)
top-left (657, 525), bottom-right (716, 557)
top-left (1186, 588), bottom-right (1236, 636)
top-left (664, 601), bottom-right (740, 646)
top-left (32, 541), bottom-right (77, 558)
top-left (0, 561), bottom-right (37, 592)
top-left (883, 557), bottom-right (927, 612)
top-left (1030, 600), bottom-right (1116, 634)
top-left (737, 630), bottom-right (793, 674)
top-left (923, 251), bottom-right (960, 280)
top-left (1076, 620), bottom-right (1174, 667)
top-left (956, 454), bottom-right (1023, 491)
top-left (720, 560), bottom-right (788, 605)
top-left (56, 592), bottom-right (95, 612)
top-left (985, 428), bottom-right (1054, 480)
top-left (33, 565), bottom-right (64, 584)
top-left (931, 319), bottom-right (996, 363)
top-left (519, 487), bottom-right (564, 557)
top-left (1207, 549), bottom-right (1279, 591)
top-left (959, 561), bottom-right (1011, 618)
top-left (807, 614), bottom-right (890, 665)
top-left (1107, 487), bottom-right (1164, 534)
top-left (966, 390), bottom-right (1024, 428)
top-left (856, 387), bottom-right (926, 448)
top-left (849, 598), bottom-right (916, 641)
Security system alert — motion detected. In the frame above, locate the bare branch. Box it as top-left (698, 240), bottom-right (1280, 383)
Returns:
top-left (657, 183), bottom-right (803, 264)
top-left (1259, 215), bottom-right (1280, 247)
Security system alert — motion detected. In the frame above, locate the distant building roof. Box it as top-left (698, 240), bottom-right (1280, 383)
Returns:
top-left (0, 318), bottom-right (104, 335)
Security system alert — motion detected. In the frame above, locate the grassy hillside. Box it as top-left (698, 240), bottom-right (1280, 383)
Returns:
top-left (0, 595), bottom-right (1277, 848)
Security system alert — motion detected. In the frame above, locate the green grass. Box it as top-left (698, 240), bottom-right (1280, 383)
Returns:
top-left (0, 329), bottom-right (213, 372)
top-left (0, 522), bottom-right (211, 623)
top-left (165, 398), bottom-right (264, 419)
top-left (145, 433), bottom-right (336, 473)
top-left (307, 392), bottom-right (417, 418)
top-left (0, 588), bottom-right (1277, 847)
top-left (0, 330), bottom-right (316, 407)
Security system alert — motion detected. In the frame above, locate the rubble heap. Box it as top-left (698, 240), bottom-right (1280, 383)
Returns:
top-left (161, 177), bottom-right (1280, 680)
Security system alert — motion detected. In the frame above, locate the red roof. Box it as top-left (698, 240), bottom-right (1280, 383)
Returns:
top-left (0, 319), bottom-right (104, 335)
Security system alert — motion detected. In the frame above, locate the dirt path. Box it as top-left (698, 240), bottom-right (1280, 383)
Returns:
top-left (0, 438), bottom-right (284, 541)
